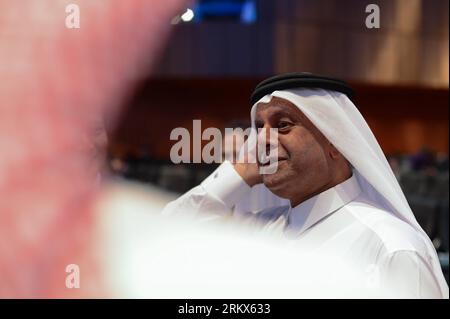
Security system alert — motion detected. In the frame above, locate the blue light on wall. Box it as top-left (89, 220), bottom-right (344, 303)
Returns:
top-left (240, 1), bottom-right (257, 24)
top-left (192, 0), bottom-right (257, 24)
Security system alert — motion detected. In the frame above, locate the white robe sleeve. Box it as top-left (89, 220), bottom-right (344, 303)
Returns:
top-left (379, 250), bottom-right (444, 298)
top-left (161, 161), bottom-right (252, 218)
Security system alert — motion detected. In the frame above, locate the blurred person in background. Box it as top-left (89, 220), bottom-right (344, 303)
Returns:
top-left (0, 0), bottom-right (188, 297)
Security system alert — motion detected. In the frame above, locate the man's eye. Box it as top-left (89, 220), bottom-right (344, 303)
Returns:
top-left (278, 121), bottom-right (292, 130)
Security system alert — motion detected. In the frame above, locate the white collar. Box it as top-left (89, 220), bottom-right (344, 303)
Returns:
top-left (285, 173), bottom-right (362, 235)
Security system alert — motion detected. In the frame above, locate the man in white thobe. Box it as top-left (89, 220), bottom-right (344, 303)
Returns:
top-left (162, 74), bottom-right (449, 298)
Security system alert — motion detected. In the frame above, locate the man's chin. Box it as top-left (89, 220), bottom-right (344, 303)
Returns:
top-left (262, 173), bottom-right (289, 195)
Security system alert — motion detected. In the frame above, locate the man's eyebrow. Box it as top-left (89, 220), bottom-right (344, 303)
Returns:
top-left (254, 103), bottom-right (302, 127)
top-left (268, 105), bottom-right (301, 120)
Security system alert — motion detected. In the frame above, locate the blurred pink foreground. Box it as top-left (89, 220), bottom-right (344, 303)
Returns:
top-left (0, 0), bottom-right (186, 297)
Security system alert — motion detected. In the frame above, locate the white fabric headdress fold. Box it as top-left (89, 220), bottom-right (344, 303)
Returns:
top-left (237, 88), bottom-right (448, 296)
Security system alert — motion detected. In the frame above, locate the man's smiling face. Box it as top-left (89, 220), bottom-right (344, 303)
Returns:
top-left (254, 97), bottom-right (342, 206)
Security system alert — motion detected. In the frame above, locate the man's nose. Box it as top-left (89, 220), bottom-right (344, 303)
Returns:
top-left (257, 125), bottom-right (278, 154)
top-left (257, 124), bottom-right (270, 140)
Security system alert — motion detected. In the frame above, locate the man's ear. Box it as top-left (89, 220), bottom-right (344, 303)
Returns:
top-left (329, 143), bottom-right (342, 160)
